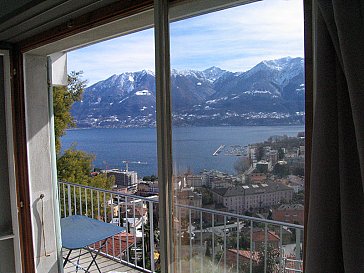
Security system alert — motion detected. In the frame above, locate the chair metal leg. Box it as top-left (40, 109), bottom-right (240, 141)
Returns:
top-left (85, 239), bottom-right (108, 273)
top-left (63, 249), bottom-right (72, 267)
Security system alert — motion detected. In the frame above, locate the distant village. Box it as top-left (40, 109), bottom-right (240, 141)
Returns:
top-left (88, 132), bottom-right (305, 269)
top-left (96, 132), bottom-right (305, 225)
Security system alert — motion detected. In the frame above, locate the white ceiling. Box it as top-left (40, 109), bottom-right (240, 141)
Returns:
top-left (0, 0), bottom-right (119, 43)
top-left (0, 0), bottom-right (257, 54)
top-left (28, 0), bottom-right (257, 56)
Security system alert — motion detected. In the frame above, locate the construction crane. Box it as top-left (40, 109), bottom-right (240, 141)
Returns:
top-left (122, 160), bottom-right (147, 172)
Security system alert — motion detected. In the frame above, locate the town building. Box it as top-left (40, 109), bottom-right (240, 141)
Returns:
top-left (175, 189), bottom-right (202, 220)
top-left (185, 174), bottom-right (204, 188)
top-left (286, 157), bottom-right (305, 169)
top-left (248, 172), bottom-right (268, 184)
top-left (268, 149), bottom-right (279, 166)
top-left (137, 181), bottom-right (159, 196)
top-left (211, 183), bottom-right (293, 214)
top-left (275, 175), bottom-right (304, 193)
top-left (252, 229), bottom-right (280, 250)
top-left (255, 160), bottom-right (271, 173)
top-left (272, 204), bottom-right (304, 225)
top-left (200, 170), bottom-right (235, 188)
top-left (105, 169), bottom-right (138, 187)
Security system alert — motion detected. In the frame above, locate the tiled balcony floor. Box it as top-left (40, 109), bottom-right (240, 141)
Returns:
top-left (63, 249), bottom-right (143, 273)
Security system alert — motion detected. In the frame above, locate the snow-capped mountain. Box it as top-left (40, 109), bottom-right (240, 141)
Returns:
top-left (71, 57), bottom-right (305, 127)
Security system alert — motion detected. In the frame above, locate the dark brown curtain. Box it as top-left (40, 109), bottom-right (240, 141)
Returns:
top-left (305, 1), bottom-right (364, 272)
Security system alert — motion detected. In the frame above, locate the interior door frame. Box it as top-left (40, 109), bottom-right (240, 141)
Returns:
top-left (0, 49), bottom-right (23, 273)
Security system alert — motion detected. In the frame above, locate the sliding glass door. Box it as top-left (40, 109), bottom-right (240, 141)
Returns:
top-left (168, 1), bottom-right (305, 272)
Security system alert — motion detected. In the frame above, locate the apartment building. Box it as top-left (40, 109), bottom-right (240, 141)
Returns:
top-left (105, 169), bottom-right (138, 187)
top-left (211, 183), bottom-right (293, 214)
top-left (185, 174), bottom-right (204, 188)
top-left (175, 189), bottom-right (202, 220)
top-left (272, 204), bottom-right (304, 225)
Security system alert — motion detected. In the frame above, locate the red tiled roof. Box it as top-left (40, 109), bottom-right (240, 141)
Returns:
top-left (93, 232), bottom-right (135, 257)
top-left (228, 249), bottom-right (259, 263)
top-left (252, 230), bottom-right (280, 242)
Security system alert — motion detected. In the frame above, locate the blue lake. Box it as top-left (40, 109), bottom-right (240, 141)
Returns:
top-left (61, 126), bottom-right (304, 177)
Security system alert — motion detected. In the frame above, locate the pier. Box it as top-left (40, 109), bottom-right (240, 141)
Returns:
top-left (213, 144), bottom-right (225, 156)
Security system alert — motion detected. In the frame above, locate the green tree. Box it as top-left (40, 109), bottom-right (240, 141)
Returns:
top-left (54, 71), bottom-right (113, 189)
top-left (226, 231), bottom-right (250, 250)
top-left (54, 71), bottom-right (86, 154)
top-left (195, 187), bottom-right (213, 205)
top-left (291, 190), bottom-right (305, 205)
top-left (292, 167), bottom-right (304, 176)
top-left (254, 244), bottom-right (280, 273)
top-left (143, 175), bottom-right (158, 182)
top-left (278, 148), bottom-right (285, 160)
top-left (256, 146), bottom-right (265, 161)
top-left (234, 157), bottom-right (251, 174)
top-left (57, 146), bottom-right (114, 188)
top-left (205, 241), bottom-right (211, 257)
top-left (273, 163), bottom-right (289, 178)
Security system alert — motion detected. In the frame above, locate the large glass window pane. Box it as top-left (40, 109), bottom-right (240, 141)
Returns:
top-left (59, 29), bottom-right (161, 272)
top-left (170, 1), bottom-right (304, 272)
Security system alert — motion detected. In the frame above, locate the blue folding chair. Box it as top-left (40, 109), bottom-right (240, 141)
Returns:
top-left (61, 215), bottom-right (125, 273)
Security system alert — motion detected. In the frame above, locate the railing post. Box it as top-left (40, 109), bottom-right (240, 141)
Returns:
top-left (212, 213), bottom-right (215, 270)
top-left (97, 191), bottom-right (100, 220)
top-left (236, 220), bottom-right (239, 273)
top-left (279, 225), bottom-right (283, 272)
top-left (111, 193), bottom-right (115, 258)
top-left (118, 195), bottom-right (122, 262)
top-left (85, 188), bottom-right (88, 216)
top-left (178, 207), bottom-right (182, 273)
top-left (250, 220), bottom-right (253, 273)
top-left (142, 200), bottom-right (146, 269)
top-left (223, 216), bottom-right (227, 273)
top-left (67, 184), bottom-right (71, 216)
top-left (189, 209), bottom-right (192, 273)
top-left (295, 228), bottom-right (301, 271)
top-left (149, 201), bottom-right (155, 272)
top-left (200, 211), bottom-right (203, 273)
top-left (79, 186), bottom-right (82, 215)
top-left (73, 185), bottom-right (77, 214)
top-left (126, 196), bottom-right (129, 264)
top-left (91, 189), bottom-right (94, 218)
top-left (133, 200), bottom-right (137, 266)
top-left (104, 192), bottom-right (108, 255)
top-left (62, 183), bottom-right (66, 217)
top-left (264, 224), bottom-right (268, 273)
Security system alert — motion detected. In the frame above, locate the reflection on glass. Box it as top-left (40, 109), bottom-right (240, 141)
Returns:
top-left (170, 1), bottom-right (304, 272)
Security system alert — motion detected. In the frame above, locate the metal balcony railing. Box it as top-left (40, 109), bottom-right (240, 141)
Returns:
top-left (59, 181), bottom-right (303, 273)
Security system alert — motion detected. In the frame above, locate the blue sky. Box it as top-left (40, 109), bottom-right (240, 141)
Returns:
top-left (68, 0), bottom-right (304, 86)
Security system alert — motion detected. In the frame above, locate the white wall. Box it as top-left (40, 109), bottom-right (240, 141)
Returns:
top-left (24, 54), bottom-right (59, 273)
top-left (49, 52), bottom-right (67, 86)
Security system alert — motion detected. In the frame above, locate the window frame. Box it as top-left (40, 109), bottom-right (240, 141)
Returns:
top-left (10, 0), bottom-right (313, 272)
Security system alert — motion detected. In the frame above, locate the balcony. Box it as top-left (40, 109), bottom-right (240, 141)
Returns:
top-left (59, 181), bottom-right (303, 273)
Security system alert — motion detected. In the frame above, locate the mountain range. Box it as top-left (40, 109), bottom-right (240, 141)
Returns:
top-left (71, 57), bottom-right (305, 128)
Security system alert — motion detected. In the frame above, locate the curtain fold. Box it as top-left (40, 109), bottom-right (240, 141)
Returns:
top-left (306, 1), bottom-right (364, 272)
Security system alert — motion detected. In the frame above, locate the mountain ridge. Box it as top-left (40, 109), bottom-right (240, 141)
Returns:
top-left (71, 57), bottom-right (305, 128)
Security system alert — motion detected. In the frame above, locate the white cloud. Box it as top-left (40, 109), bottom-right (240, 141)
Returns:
top-left (68, 0), bottom-right (304, 85)
top-left (68, 30), bottom-right (155, 85)
top-left (170, 0), bottom-right (304, 71)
